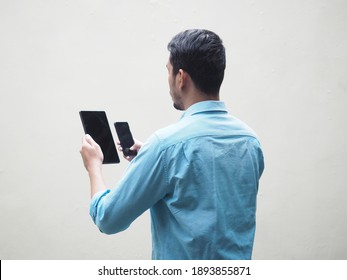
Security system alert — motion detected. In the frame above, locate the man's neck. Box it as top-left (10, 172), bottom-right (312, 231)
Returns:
top-left (183, 91), bottom-right (220, 110)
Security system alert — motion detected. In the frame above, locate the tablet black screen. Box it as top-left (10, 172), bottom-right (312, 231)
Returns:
top-left (79, 111), bottom-right (120, 164)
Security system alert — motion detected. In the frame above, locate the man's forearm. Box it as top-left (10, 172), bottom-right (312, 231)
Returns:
top-left (88, 168), bottom-right (107, 198)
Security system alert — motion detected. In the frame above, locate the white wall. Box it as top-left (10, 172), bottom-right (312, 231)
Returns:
top-left (0, 0), bottom-right (346, 259)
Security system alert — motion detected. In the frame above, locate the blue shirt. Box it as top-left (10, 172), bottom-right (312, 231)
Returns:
top-left (90, 101), bottom-right (264, 259)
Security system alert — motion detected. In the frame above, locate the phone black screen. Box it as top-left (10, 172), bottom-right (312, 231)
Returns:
top-left (114, 122), bottom-right (137, 157)
top-left (79, 111), bottom-right (120, 164)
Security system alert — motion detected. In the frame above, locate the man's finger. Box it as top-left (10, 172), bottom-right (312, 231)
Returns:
top-left (84, 134), bottom-right (96, 145)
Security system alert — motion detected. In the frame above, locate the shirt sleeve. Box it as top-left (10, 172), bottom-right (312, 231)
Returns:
top-left (89, 134), bottom-right (169, 234)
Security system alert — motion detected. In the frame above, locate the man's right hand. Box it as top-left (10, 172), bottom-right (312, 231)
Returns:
top-left (117, 139), bottom-right (143, 162)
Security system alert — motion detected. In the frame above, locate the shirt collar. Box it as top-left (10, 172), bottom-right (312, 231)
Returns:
top-left (180, 101), bottom-right (228, 120)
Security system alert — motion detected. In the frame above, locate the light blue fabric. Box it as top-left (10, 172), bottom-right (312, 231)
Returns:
top-left (90, 101), bottom-right (264, 259)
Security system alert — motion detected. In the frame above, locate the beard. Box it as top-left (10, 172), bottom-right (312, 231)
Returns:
top-left (173, 102), bottom-right (184, 111)
top-left (169, 88), bottom-right (184, 111)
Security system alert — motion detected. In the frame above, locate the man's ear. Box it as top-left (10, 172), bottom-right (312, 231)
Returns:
top-left (177, 69), bottom-right (188, 89)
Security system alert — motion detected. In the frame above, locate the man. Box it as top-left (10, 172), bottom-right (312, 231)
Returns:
top-left (80, 29), bottom-right (264, 260)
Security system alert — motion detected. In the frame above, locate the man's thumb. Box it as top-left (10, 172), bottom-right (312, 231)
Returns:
top-left (85, 134), bottom-right (94, 145)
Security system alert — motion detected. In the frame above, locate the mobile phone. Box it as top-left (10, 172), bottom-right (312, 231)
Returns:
top-left (114, 122), bottom-right (137, 157)
top-left (79, 111), bottom-right (120, 164)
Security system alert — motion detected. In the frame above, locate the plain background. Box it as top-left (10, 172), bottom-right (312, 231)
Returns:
top-left (0, 0), bottom-right (346, 259)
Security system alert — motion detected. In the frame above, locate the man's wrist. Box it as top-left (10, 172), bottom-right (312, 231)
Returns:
top-left (86, 163), bottom-right (102, 175)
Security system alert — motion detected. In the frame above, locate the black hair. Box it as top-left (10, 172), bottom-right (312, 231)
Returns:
top-left (167, 29), bottom-right (226, 95)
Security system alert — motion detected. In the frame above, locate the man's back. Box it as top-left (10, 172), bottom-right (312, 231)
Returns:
top-left (150, 101), bottom-right (264, 259)
top-left (88, 101), bottom-right (264, 259)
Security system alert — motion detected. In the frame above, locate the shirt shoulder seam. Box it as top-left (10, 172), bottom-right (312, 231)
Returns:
top-left (152, 133), bottom-right (170, 190)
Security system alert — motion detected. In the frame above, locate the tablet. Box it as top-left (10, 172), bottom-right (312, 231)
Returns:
top-left (79, 111), bottom-right (120, 164)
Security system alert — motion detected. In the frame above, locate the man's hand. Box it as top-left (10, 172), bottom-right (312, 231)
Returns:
top-left (80, 135), bottom-right (108, 198)
top-left (80, 134), bottom-right (104, 172)
top-left (117, 139), bottom-right (143, 162)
